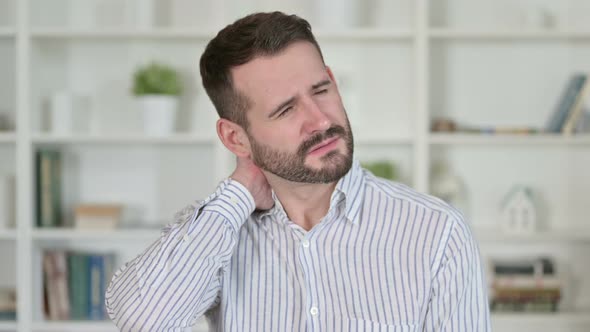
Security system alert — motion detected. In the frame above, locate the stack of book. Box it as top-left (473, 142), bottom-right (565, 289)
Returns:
top-left (490, 257), bottom-right (561, 312)
top-left (0, 288), bottom-right (16, 320)
top-left (43, 250), bottom-right (115, 321)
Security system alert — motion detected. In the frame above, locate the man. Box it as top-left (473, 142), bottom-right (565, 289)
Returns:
top-left (106, 12), bottom-right (490, 331)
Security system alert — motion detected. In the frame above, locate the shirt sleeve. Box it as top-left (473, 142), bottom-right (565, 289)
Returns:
top-left (105, 178), bottom-right (255, 332)
top-left (423, 215), bottom-right (492, 331)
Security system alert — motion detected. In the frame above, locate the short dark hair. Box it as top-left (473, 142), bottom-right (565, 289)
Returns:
top-left (199, 11), bottom-right (324, 129)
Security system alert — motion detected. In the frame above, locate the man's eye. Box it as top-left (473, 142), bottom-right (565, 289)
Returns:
top-left (278, 106), bottom-right (293, 117)
top-left (315, 89), bottom-right (328, 95)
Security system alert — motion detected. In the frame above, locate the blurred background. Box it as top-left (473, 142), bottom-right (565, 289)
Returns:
top-left (1, 0), bottom-right (590, 331)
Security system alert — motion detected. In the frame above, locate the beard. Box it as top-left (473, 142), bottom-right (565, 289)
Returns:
top-left (247, 116), bottom-right (354, 184)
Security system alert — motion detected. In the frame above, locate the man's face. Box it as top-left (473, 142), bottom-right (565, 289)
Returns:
top-left (231, 41), bottom-right (354, 183)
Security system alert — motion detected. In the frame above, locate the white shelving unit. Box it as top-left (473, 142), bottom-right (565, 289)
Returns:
top-left (0, 133), bottom-right (16, 144)
top-left (0, 0), bottom-right (589, 331)
top-left (430, 133), bottom-right (590, 145)
top-left (29, 319), bottom-right (209, 332)
top-left (31, 133), bottom-right (216, 145)
top-left (0, 321), bottom-right (17, 331)
top-left (430, 29), bottom-right (590, 40)
top-left (0, 230), bottom-right (16, 241)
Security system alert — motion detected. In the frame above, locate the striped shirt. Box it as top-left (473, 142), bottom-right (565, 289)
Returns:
top-left (106, 159), bottom-right (491, 331)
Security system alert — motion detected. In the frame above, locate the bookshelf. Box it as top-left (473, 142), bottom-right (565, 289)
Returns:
top-left (29, 319), bottom-right (209, 332)
top-left (1, 0), bottom-right (589, 331)
top-left (0, 230), bottom-right (16, 241)
top-left (0, 133), bottom-right (16, 143)
top-left (430, 133), bottom-right (590, 145)
top-left (0, 321), bottom-right (17, 331)
top-left (429, 29), bottom-right (590, 40)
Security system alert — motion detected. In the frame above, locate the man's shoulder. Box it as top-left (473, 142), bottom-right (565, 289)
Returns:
top-left (362, 170), bottom-right (464, 222)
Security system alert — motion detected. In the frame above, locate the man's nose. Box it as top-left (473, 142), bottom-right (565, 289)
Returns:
top-left (301, 98), bottom-right (330, 134)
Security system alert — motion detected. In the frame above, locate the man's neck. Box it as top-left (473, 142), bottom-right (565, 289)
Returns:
top-left (265, 174), bottom-right (338, 231)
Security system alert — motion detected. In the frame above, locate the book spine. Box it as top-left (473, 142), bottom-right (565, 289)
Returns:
top-left (36, 150), bottom-right (62, 227)
top-left (562, 74), bottom-right (590, 134)
top-left (51, 151), bottom-right (62, 227)
top-left (37, 151), bottom-right (53, 227)
top-left (88, 254), bottom-right (105, 320)
top-left (68, 253), bottom-right (89, 320)
top-left (43, 250), bottom-right (70, 320)
top-left (547, 75), bottom-right (586, 133)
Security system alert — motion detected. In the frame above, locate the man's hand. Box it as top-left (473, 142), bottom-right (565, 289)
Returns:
top-left (230, 157), bottom-right (274, 210)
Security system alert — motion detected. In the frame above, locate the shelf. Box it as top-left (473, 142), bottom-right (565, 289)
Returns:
top-left (0, 28), bottom-right (15, 38)
top-left (429, 29), bottom-right (590, 40)
top-left (0, 229), bottom-right (17, 240)
top-left (31, 319), bottom-right (208, 331)
top-left (315, 28), bottom-right (413, 41)
top-left (0, 321), bottom-right (17, 330)
top-left (355, 135), bottom-right (413, 145)
top-left (491, 311), bottom-right (590, 325)
top-left (30, 28), bottom-right (216, 40)
top-left (474, 228), bottom-right (590, 243)
top-left (32, 228), bottom-right (161, 241)
top-left (429, 133), bottom-right (590, 146)
top-left (30, 28), bottom-right (412, 41)
top-left (32, 133), bottom-right (216, 145)
top-left (0, 133), bottom-right (16, 144)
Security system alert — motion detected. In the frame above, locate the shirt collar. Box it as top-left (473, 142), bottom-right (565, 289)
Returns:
top-left (258, 159), bottom-right (365, 224)
top-left (333, 158), bottom-right (365, 224)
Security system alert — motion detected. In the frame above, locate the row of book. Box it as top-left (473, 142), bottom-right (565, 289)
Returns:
top-left (36, 149), bottom-right (123, 229)
top-left (0, 288), bottom-right (16, 320)
top-left (43, 250), bottom-right (115, 321)
top-left (489, 257), bottom-right (561, 312)
top-left (430, 72), bottom-right (590, 135)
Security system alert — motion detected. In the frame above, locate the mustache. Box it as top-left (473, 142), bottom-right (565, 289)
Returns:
top-left (297, 125), bottom-right (347, 155)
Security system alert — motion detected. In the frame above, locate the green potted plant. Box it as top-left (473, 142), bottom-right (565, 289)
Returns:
top-left (133, 61), bottom-right (183, 136)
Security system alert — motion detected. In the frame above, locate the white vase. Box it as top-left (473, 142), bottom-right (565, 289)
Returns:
top-left (48, 92), bottom-right (90, 134)
top-left (138, 95), bottom-right (178, 136)
top-left (134, 0), bottom-right (155, 28)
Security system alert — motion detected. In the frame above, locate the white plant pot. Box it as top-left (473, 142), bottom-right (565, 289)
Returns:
top-left (138, 95), bottom-right (178, 136)
top-left (48, 92), bottom-right (90, 134)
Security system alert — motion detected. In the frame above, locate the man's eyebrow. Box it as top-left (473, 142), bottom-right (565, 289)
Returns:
top-left (312, 79), bottom-right (331, 90)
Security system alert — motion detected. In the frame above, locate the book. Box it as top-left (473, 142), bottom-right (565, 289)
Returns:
top-left (562, 74), bottom-right (590, 134)
top-left (0, 288), bottom-right (16, 320)
top-left (43, 251), bottom-right (70, 320)
top-left (491, 299), bottom-right (558, 312)
top-left (491, 257), bottom-right (554, 276)
top-left (36, 150), bottom-right (62, 227)
top-left (88, 253), bottom-right (116, 320)
top-left (492, 287), bottom-right (561, 303)
top-left (545, 74), bottom-right (587, 133)
top-left (74, 204), bottom-right (122, 230)
top-left (492, 275), bottom-right (561, 289)
top-left (67, 253), bottom-right (89, 320)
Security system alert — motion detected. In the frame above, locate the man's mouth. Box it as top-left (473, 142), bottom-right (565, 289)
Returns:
top-left (308, 137), bottom-right (340, 154)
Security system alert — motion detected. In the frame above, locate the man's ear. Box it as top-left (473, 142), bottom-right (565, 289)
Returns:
top-left (326, 65), bottom-right (337, 86)
top-left (216, 118), bottom-right (251, 158)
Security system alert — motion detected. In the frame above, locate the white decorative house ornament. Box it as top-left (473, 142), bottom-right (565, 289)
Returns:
top-left (500, 186), bottom-right (537, 235)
